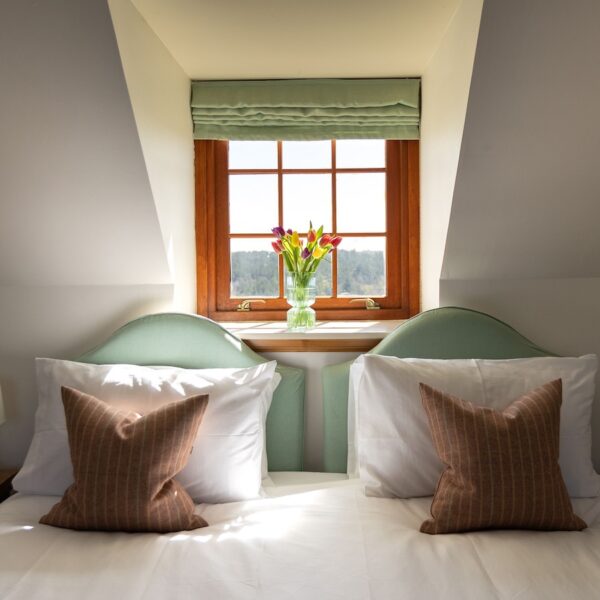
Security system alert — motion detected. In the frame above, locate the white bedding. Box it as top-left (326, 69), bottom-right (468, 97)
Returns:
top-left (1, 473), bottom-right (600, 600)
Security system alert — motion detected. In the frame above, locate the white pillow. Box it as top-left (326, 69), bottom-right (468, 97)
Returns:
top-left (349, 354), bottom-right (599, 498)
top-left (14, 358), bottom-right (280, 503)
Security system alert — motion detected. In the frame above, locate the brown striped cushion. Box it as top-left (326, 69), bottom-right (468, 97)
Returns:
top-left (40, 387), bottom-right (209, 533)
top-left (419, 379), bottom-right (587, 534)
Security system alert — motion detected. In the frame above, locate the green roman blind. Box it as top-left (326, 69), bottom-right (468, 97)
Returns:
top-left (191, 78), bottom-right (420, 141)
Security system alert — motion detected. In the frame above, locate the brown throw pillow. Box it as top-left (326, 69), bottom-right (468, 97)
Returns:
top-left (419, 379), bottom-right (586, 534)
top-left (40, 386), bottom-right (209, 533)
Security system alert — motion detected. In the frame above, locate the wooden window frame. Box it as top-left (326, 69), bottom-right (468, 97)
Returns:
top-left (195, 139), bottom-right (420, 321)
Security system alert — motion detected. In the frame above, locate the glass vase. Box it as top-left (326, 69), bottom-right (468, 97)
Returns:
top-left (285, 274), bottom-right (317, 332)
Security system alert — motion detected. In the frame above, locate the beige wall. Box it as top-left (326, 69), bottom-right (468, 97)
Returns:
top-left (419, 0), bottom-right (483, 310)
top-left (109, 0), bottom-right (197, 311)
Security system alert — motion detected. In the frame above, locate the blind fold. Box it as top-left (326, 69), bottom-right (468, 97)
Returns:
top-left (191, 78), bottom-right (420, 140)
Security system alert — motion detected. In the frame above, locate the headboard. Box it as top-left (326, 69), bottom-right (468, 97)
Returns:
top-left (77, 312), bottom-right (305, 471)
top-left (322, 306), bottom-right (555, 473)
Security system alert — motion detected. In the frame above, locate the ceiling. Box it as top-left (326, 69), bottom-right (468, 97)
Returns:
top-left (132, 0), bottom-right (461, 79)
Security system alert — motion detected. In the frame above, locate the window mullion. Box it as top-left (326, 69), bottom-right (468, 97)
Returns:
top-left (277, 141), bottom-right (284, 299)
top-left (331, 140), bottom-right (338, 299)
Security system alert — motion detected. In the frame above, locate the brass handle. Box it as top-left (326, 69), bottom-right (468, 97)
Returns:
top-left (349, 298), bottom-right (380, 310)
top-left (236, 299), bottom-right (266, 312)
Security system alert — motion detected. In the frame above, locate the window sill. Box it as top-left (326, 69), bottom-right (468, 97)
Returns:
top-left (219, 320), bottom-right (404, 352)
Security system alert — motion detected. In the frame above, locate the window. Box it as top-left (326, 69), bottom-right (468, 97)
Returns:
top-left (195, 139), bottom-right (419, 321)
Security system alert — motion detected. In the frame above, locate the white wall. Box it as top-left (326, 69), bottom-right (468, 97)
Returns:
top-left (109, 0), bottom-right (197, 311)
top-left (264, 351), bottom-right (360, 471)
top-left (442, 278), bottom-right (600, 468)
top-left (440, 0), bottom-right (600, 468)
top-left (419, 0), bottom-right (482, 310)
top-left (0, 0), bottom-right (175, 468)
top-left (0, 286), bottom-right (172, 467)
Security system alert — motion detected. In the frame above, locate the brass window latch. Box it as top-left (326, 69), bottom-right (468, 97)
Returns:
top-left (350, 298), bottom-right (381, 310)
top-left (236, 299), bottom-right (266, 312)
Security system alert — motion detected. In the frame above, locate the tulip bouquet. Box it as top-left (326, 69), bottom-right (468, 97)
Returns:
top-left (271, 224), bottom-right (342, 331)
top-left (271, 224), bottom-right (342, 287)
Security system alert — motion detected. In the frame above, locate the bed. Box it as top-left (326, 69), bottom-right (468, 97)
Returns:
top-left (2, 474), bottom-right (600, 599)
top-left (2, 308), bottom-right (600, 600)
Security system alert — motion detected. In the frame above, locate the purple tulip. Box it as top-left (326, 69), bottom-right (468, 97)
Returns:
top-left (301, 247), bottom-right (311, 260)
top-left (272, 226), bottom-right (286, 238)
top-left (286, 228), bottom-right (293, 235)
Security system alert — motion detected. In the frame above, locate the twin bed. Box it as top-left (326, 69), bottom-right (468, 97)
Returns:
top-left (1, 308), bottom-right (599, 599)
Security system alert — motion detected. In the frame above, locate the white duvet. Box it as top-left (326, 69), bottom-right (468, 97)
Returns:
top-left (1, 473), bottom-right (600, 600)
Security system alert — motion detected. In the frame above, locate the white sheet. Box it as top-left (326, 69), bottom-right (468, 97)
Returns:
top-left (1, 474), bottom-right (600, 599)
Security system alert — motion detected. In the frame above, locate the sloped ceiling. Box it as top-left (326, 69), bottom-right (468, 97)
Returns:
top-left (0, 0), bottom-right (170, 287)
top-left (442, 0), bottom-right (600, 281)
top-left (132, 0), bottom-right (460, 79)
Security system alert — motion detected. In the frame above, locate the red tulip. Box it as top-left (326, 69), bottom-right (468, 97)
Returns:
top-left (271, 240), bottom-right (283, 254)
top-left (330, 236), bottom-right (342, 248)
top-left (319, 234), bottom-right (332, 247)
top-left (307, 229), bottom-right (316, 243)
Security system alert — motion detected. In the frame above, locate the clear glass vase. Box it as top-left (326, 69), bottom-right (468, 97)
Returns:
top-left (285, 274), bottom-right (316, 332)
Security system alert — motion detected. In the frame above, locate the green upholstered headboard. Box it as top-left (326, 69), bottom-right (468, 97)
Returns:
top-left (322, 306), bottom-right (555, 473)
top-left (77, 313), bottom-right (305, 471)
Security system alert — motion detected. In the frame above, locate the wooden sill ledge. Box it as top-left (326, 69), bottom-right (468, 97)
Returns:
top-left (219, 320), bottom-right (404, 352)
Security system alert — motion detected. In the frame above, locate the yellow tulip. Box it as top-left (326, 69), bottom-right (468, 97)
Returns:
top-left (291, 231), bottom-right (300, 247)
top-left (312, 245), bottom-right (326, 259)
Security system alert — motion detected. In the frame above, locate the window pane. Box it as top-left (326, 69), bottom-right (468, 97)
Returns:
top-left (229, 141), bottom-right (277, 169)
top-left (315, 260), bottom-right (332, 297)
top-left (337, 237), bottom-right (386, 297)
top-left (282, 141), bottom-right (331, 169)
top-left (230, 238), bottom-right (279, 298)
top-left (283, 174), bottom-right (332, 232)
top-left (336, 139), bottom-right (385, 168)
top-left (336, 173), bottom-right (386, 233)
top-left (229, 174), bottom-right (278, 233)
